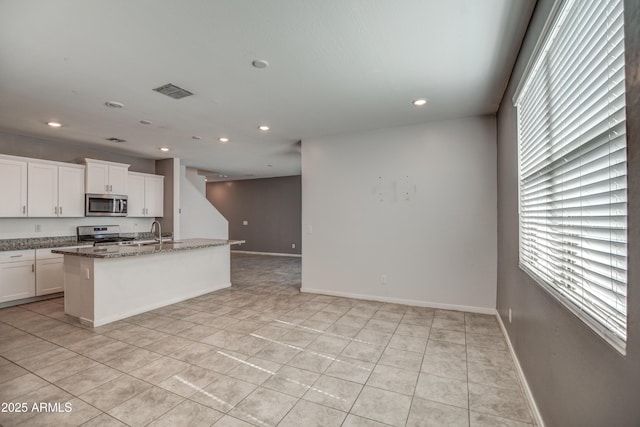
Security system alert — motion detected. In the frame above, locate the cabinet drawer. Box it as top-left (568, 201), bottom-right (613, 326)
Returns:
top-left (0, 249), bottom-right (35, 263)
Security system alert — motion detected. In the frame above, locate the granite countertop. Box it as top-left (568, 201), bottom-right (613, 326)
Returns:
top-left (0, 232), bottom-right (170, 252)
top-left (51, 239), bottom-right (245, 259)
top-left (0, 236), bottom-right (80, 252)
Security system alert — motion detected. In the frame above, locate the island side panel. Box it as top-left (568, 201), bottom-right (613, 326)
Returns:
top-left (91, 245), bottom-right (230, 326)
top-left (63, 254), bottom-right (96, 324)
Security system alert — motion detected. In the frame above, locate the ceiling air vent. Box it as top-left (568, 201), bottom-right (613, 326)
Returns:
top-left (106, 137), bottom-right (126, 143)
top-left (153, 83), bottom-right (194, 99)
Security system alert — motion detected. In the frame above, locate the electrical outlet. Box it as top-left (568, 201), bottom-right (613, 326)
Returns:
top-left (509, 308), bottom-right (512, 323)
top-left (291, 243), bottom-right (296, 249)
top-left (381, 274), bottom-right (387, 285)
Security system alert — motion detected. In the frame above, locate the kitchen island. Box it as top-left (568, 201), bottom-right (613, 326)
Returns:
top-left (52, 239), bottom-right (243, 327)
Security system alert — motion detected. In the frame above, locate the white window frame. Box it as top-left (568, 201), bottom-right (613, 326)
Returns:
top-left (513, 0), bottom-right (628, 354)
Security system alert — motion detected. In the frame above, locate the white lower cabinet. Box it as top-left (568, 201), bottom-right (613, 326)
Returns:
top-left (0, 245), bottom-right (95, 303)
top-left (35, 249), bottom-right (64, 295)
top-left (35, 246), bottom-right (92, 296)
top-left (0, 250), bottom-right (35, 303)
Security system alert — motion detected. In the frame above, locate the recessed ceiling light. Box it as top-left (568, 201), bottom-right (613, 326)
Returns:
top-left (252, 59), bottom-right (269, 69)
top-left (160, 147), bottom-right (170, 152)
top-left (218, 137), bottom-right (229, 143)
top-left (47, 121), bottom-right (62, 128)
top-left (105, 101), bottom-right (124, 108)
top-left (258, 125), bottom-right (270, 131)
top-left (412, 98), bottom-right (428, 107)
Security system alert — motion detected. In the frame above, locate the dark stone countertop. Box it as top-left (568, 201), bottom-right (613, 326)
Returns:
top-left (0, 232), bottom-right (172, 252)
top-left (0, 236), bottom-right (80, 252)
top-left (51, 239), bottom-right (245, 259)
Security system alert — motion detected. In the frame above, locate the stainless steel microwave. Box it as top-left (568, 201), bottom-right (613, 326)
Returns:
top-left (85, 194), bottom-right (128, 217)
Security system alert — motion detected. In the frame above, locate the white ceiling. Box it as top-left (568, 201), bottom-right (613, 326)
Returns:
top-left (0, 0), bottom-right (535, 181)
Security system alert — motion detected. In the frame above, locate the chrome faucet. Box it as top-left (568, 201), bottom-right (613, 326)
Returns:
top-left (150, 220), bottom-right (162, 242)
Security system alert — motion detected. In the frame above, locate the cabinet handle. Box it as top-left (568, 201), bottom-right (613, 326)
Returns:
top-left (32, 264), bottom-right (35, 272)
top-left (22, 206), bottom-right (26, 214)
top-left (10, 255), bottom-right (23, 258)
top-left (109, 184), bottom-right (113, 192)
top-left (60, 206), bottom-right (63, 215)
top-left (54, 206), bottom-right (58, 215)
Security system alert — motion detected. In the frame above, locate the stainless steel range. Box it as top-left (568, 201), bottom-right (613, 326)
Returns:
top-left (77, 225), bottom-right (135, 246)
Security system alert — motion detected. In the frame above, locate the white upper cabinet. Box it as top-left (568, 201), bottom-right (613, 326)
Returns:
top-left (127, 172), bottom-right (164, 217)
top-left (85, 158), bottom-right (130, 194)
top-left (0, 157), bottom-right (28, 217)
top-left (57, 165), bottom-right (85, 217)
top-left (27, 162), bottom-right (85, 217)
top-left (28, 163), bottom-right (58, 217)
top-left (127, 172), bottom-right (146, 217)
top-left (145, 175), bottom-right (164, 217)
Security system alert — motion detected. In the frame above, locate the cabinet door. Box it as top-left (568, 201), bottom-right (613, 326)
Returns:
top-left (0, 158), bottom-right (28, 217)
top-left (86, 162), bottom-right (109, 194)
top-left (58, 166), bottom-right (85, 217)
top-left (108, 165), bottom-right (129, 195)
top-left (127, 173), bottom-right (146, 217)
top-left (145, 176), bottom-right (164, 217)
top-left (27, 162), bottom-right (58, 217)
top-left (0, 261), bottom-right (35, 303)
top-left (35, 257), bottom-right (64, 295)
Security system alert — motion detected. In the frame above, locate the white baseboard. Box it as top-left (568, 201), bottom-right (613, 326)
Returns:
top-left (232, 250), bottom-right (302, 258)
top-left (496, 312), bottom-right (545, 427)
top-left (300, 287), bottom-right (497, 315)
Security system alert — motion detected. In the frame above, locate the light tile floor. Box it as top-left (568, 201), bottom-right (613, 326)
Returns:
top-left (0, 254), bottom-right (535, 426)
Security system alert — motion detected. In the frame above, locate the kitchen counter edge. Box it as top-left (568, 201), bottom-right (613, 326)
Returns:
top-left (51, 239), bottom-right (245, 258)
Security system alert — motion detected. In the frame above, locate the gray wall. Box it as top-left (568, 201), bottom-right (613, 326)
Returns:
top-left (207, 176), bottom-right (301, 255)
top-left (496, 1), bottom-right (640, 426)
top-left (0, 131), bottom-right (156, 173)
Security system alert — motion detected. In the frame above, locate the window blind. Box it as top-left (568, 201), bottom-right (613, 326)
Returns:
top-left (515, 0), bottom-right (627, 352)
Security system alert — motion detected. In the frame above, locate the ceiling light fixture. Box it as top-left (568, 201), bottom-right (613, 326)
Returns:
top-left (258, 125), bottom-right (270, 131)
top-left (412, 98), bottom-right (428, 107)
top-left (47, 121), bottom-right (62, 128)
top-left (105, 101), bottom-right (124, 108)
top-left (160, 147), bottom-right (170, 152)
top-left (218, 137), bottom-right (229, 143)
top-left (252, 59), bottom-right (269, 69)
